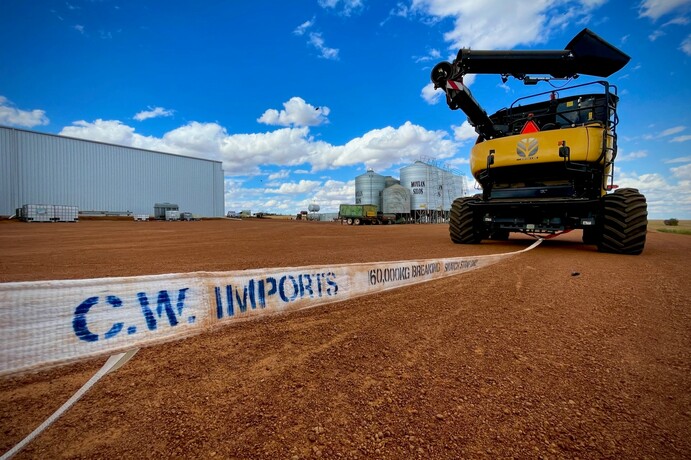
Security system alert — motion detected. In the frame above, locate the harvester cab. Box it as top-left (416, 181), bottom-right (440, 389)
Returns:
top-left (432, 29), bottom-right (647, 254)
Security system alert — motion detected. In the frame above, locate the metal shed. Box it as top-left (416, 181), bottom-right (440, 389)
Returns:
top-left (0, 126), bottom-right (224, 217)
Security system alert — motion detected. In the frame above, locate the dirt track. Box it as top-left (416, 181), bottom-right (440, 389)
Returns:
top-left (0, 219), bottom-right (689, 459)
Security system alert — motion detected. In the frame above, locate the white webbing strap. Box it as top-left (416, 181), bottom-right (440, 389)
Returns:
top-left (0, 240), bottom-right (543, 458)
top-left (0, 239), bottom-right (542, 377)
top-left (0, 349), bottom-right (139, 460)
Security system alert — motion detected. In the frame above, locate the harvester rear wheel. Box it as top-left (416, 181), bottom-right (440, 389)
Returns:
top-left (597, 188), bottom-right (647, 255)
top-left (449, 197), bottom-right (483, 244)
top-left (354, 218), bottom-right (361, 225)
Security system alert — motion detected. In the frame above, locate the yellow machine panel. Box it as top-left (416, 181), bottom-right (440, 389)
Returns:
top-left (469, 125), bottom-right (606, 179)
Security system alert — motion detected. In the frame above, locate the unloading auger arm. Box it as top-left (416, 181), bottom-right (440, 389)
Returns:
top-left (431, 29), bottom-right (630, 140)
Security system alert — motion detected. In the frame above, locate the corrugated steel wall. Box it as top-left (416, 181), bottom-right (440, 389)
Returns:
top-left (0, 127), bottom-right (224, 217)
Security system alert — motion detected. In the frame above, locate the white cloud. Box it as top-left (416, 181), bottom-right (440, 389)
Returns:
top-left (308, 179), bottom-right (355, 210)
top-left (649, 29), bottom-right (665, 40)
top-left (224, 177), bottom-right (354, 214)
top-left (58, 99), bottom-right (461, 177)
top-left (315, 121), bottom-right (459, 172)
top-left (414, 48), bottom-right (442, 63)
top-left (661, 125), bottom-right (686, 136)
top-left (671, 162), bottom-right (691, 180)
top-left (664, 155), bottom-right (691, 163)
top-left (268, 169), bottom-right (291, 180)
top-left (664, 16), bottom-right (691, 25)
top-left (294, 18), bottom-right (314, 36)
top-left (671, 134), bottom-right (691, 142)
top-left (452, 121), bottom-right (477, 144)
top-left (73, 24), bottom-right (85, 34)
top-left (421, 82), bottom-right (443, 104)
top-left (617, 167), bottom-right (691, 218)
top-left (411, 0), bottom-right (607, 51)
top-left (318, 0), bottom-right (363, 16)
top-left (265, 180), bottom-right (321, 195)
top-left (295, 19), bottom-right (339, 60)
top-left (0, 96), bottom-right (50, 128)
top-left (638, 0), bottom-right (691, 21)
top-left (617, 149), bottom-right (649, 161)
top-left (682, 34), bottom-right (691, 55)
top-left (257, 97), bottom-right (330, 127)
top-left (60, 119), bottom-right (166, 151)
top-left (134, 107), bottom-right (174, 121)
top-left (308, 32), bottom-right (339, 60)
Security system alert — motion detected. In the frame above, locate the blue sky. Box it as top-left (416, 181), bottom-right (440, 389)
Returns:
top-left (1, 0), bottom-right (690, 218)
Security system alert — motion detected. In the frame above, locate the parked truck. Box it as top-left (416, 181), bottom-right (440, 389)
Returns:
top-left (339, 204), bottom-right (379, 225)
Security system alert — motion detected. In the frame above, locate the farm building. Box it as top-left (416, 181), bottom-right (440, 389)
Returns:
top-left (352, 161), bottom-right (468, 223)
top-left (0, 126), bottom-right (224, 217)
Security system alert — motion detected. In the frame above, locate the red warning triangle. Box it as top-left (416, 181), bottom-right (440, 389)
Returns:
top-left (521, 120), bottom-right (540, 134)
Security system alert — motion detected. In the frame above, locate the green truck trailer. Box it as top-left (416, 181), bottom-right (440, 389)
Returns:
top-left (339, 204), bottom-right (378, 225)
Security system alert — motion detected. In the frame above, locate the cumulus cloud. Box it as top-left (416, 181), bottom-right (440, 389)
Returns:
top-left (617, 166), bottom-right (691, 218)
top-left (134, 106), bottom-right (174, 121)
top-left (257, 97), bottom-right (330, 127)
top-left (57, 98), bottom-right (461, 177)
top-left (268, 169), bottom-right (291, 180)
top-left (0, 96), bottom-right (50, 128)
top-left (315, 121), bottom-right (458, 171)
top-left (60, 119), bottom-right (165, 151)
top-left (224, 177), bottom-right (354, 214)
top-left (306, 179), bottom-right (355, 210)
top-left (452, 121), bottom-right (477, 144)
top-left (421, 82), bottom-right (443, 104)
top-left (265, 179), bottom-right (321, 194)
top-left (411, 0), bottom-right (607, 51)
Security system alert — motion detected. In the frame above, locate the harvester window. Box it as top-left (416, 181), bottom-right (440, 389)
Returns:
top-left (556, 97), bottom-right (606, 127)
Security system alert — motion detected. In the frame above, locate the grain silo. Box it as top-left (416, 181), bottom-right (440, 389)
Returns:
top-left (400, 160), bottom-right (469, 222)
top-left (441, 170), bottom-right (468, 209)
top-left (400, 161), bottom-right (443, 213)
top-left (384, 176), bottom-right (400, 188)
top-left (355, 169), bottom-right (386, 210)
top-left (382, 184), bottom-right (411, 214)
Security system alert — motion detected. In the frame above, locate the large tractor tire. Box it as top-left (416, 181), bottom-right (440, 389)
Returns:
top-left (449, 197), bottom-right (483, 244)
top-left (597, 188), bottom-right (648, 255)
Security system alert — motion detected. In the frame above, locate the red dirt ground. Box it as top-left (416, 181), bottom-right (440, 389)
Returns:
top-left (0, 219), bottom-right (689, 459)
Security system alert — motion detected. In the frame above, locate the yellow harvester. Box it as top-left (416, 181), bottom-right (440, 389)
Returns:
top-left (431, 29), bottom-right (647, 254)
